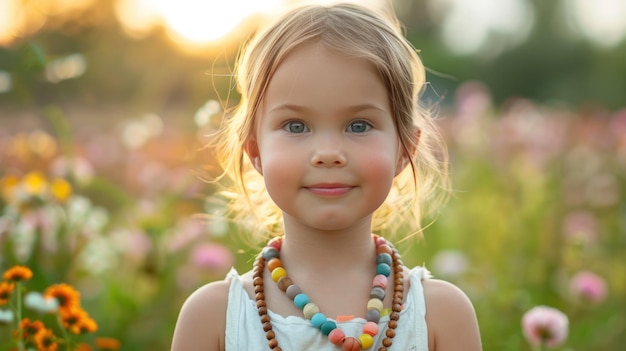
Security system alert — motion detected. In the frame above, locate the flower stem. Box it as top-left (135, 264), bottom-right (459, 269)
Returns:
top-left (16, 282), bottom-right (24, 351)
top-left (56, 312), bottom-right (72, 351)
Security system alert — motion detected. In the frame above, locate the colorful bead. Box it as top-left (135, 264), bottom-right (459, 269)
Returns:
top-left (359, 333), bottom-right (374, 349)
top-left (365, 309), bottom-right (380, 323)
top-left (262, 247), bottom-right (280, 261)
top-left (320, 320), bottom-right (337, 335)
top-left (310, 313), bottom-right (327, 328)
top-left (376, 263), bottom-right (391, 276)
top-left (303, 302), bottom-right (319, 319)
top-left (362, 321), bottom-right (378, 336)
top-left (370, 286), bottom-right (385, 300)
top-left (286, 285), bottom-right (301, 299)
top-left (372, 274), bottom-right (388, 289)
top-left (342, 337), bottom-right (362, 351)
top-left (267, 258), bottom-right (283, 271)
top-left (328, 328), bottom-right (346, 345)
top-left (366, 298), bottom-right (383, 313)
top-left (376, 253), bottom-right (392, 265)
top-left (294, 293), bottom-right (310, 309)
top-left (271, 267), bottom-right (287, 282)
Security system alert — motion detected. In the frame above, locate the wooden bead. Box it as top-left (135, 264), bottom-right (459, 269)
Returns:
top-left (263, 322), bottom-right (272, 332)
top-left (388, 320), bottom-right (398, 329)
top-left (385, 329), bottom-right (396, 338)
top-left (382, 337), bottom-right (393, 347)
top-left (277, 276), bottom-right (293, 292)
top-left (268, 338), bottom-right (278, 348)
top-left (261, 315), bottom-right (270, 323)
top-left (256, 300), bottom-right (266, 309)
top-left (265, 330), bottom-right (275, 340)
top-left (257, 306), bottom-right (267, 316)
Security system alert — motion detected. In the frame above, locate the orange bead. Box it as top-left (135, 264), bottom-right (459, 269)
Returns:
top-left (342, 337), bottom-right (362, 351)
top-left (363, 321), bottom-right (378, 336)
top-left (267, 258), bottom-right (283, 272)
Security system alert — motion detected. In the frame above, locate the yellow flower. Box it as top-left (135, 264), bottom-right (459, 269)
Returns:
top-left (0, 174), bottom-right (20, 202)
top-left (44, 283), bottom-right (80, 310)
top-left (95, 337), bottom-right (121, 350)
top-left (0, 281), bottom-right (15, 305)
top-left (50, 178), bottom-right (72, 203)
top-left (33, 327), bottom-right (58, 351)
top-left (22, 171), bottom-right (48, 196)
top-left (3, 265), bottom-right (33, 282)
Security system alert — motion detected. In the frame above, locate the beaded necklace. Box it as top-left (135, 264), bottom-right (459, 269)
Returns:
top-left (252, 235), bottom-right (405, 351)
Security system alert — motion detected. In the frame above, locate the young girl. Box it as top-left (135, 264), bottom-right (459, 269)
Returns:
top-left (172, 3), bottom-right (481, 351)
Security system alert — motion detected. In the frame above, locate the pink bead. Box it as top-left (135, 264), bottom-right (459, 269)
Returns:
top-left (342, 337), bottom-right (362, 351)
top-left (372, 274), bottom-right (388, 289)
top-left (363, 321), bottom-right (378, 336)
top-left (375, 236), bottom-right (386, 247)
top-left (268, 238), bottom-right (282, 250)
top-left (328, 328), bottom-right (346, 345)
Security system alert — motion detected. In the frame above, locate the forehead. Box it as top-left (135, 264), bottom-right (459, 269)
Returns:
top-left (261, 41), bottom-right (389, 114)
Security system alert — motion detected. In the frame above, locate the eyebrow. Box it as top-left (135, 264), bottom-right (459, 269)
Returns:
top-left (268, 103), bottom-right (388, 114)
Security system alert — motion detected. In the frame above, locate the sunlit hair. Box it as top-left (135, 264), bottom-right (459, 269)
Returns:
top-left (211, 2), bottom-right (449, 243)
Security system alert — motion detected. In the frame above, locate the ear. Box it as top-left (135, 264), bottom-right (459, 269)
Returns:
top-left (395, 128), bottom-right (420, 176)
top-left (244, 136), bottom-right (263, 174)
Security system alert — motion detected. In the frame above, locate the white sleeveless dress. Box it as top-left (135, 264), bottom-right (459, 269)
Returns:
top-left (225, 267), bottom-right (430, 350)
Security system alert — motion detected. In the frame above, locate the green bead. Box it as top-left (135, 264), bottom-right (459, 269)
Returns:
top-left (376, 263), bottom-right (391, 277)
top-left (321, 320), bottom-right (337, 335)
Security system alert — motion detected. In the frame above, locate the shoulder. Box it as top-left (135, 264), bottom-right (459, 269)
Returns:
top-left (171, 279), bottom-right (231, 351)
top-left (422, 278), bottom-right (482, 351)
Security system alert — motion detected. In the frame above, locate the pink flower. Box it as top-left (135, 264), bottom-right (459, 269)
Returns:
top-left (569, 270), bottom-right (607, 304)
top-left (522, 306), bottom-right (568, 348)
top-left (190, 243), bottom-right (233, 273)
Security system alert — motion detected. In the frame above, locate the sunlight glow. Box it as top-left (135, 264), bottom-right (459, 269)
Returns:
top-left (427, 0), bottom-right (534, 56)
top-left (564, 0), bottom-right (626, 48)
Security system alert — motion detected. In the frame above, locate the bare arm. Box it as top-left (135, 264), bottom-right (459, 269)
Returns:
top-left (424, 279), bottom-right (482, 351)
top-left (171, 280), bottom-right (230, 351)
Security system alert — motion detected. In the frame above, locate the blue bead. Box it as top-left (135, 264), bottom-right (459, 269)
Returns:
top-left (320, 320), bottom-right (337, 335)
top-left (376, 263), bottom-right (391, 277)
top-left (294, 293), bottom-right (310, 309)
top-left (376, 253), bottom-right (392, 265)
top-left (311, 313), bottom-right (327, 328)
top-left (262, 247), bottom-right (280, 261)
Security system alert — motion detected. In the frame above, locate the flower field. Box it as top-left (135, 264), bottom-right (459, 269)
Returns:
top-left (1, 80), bottom-right (625, 350)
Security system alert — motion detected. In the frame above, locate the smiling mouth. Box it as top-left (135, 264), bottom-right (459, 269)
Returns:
top-left (305, 184), bottom-right (354, 196)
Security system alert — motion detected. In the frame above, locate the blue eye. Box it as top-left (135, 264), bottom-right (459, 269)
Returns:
top-left (347, 121), bottom-right (372, 133)
top-left (283, 121), bottom-right (309, 134)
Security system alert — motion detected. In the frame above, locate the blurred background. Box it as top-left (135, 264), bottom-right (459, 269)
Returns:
top-left (0, 0), bottom-right (624, 350)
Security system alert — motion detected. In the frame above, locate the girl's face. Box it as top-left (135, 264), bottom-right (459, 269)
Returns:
top-left (245, 41), bottom-right (409, 232)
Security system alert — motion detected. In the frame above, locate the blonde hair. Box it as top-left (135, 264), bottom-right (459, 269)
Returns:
top-left (212, 2), bottom-right (449, 243)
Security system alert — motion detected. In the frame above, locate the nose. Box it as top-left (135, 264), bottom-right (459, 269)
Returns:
top-left (310, 135), bottom-right (347, 168)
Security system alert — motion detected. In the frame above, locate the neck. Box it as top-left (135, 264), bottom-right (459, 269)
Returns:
top-left (279, 215), bottom-right (376, 272)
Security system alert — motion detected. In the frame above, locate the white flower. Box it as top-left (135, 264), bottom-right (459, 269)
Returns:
top-left (0, 309), bottom-right (14, 324)
top-left (24, 291), bottom-right (59, 313)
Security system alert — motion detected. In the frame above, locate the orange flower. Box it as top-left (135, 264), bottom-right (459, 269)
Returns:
top-left (95, 337), bottom-right (121, 350)
top-left (3, 266), bottom-right (33, 282)
top-left (33, 328), bottom-right (58, 351)
top-left (20, 318), bottom-right (45, 339)
top-left (60, 306), bottom-right (98, 334)
top-left (76, 343), bottom-right (93, 351)
top-left (0, 281), bottom-right (15, 304)
top-left (44, 283), bottom-right (80, 310)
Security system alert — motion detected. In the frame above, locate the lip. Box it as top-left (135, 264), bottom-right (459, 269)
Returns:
top-left (305, 183), bottom-right (355, 196)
